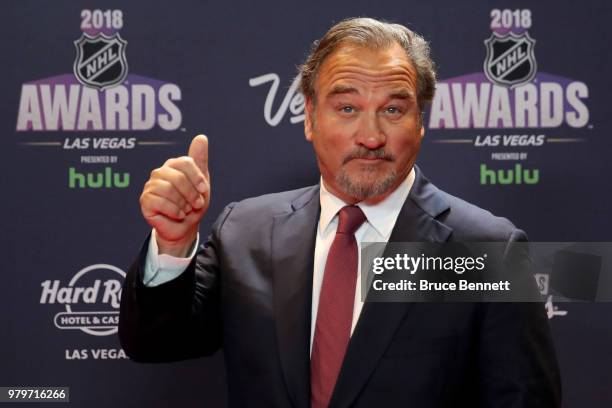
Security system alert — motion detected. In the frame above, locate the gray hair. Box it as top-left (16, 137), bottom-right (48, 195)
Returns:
top-left (298, 17), bottom-right (436, 112)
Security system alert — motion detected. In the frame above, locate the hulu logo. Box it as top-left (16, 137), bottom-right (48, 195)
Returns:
top-left (480, 164), bottom-right (539, 185)
top-left (68, 167), bottom-right (130, 188)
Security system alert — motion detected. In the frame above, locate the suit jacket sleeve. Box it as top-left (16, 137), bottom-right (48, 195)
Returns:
top-left (477, 229), bottom-right (562, 407)
top-left (119, 204), bottom-right (234, 363)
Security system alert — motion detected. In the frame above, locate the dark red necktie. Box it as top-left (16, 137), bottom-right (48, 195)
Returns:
top-left (311, 205), bottom-right (367, 408)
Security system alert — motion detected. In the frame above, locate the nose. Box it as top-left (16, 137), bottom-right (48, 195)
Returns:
top-left (355, 111), bottom-right (386, 150)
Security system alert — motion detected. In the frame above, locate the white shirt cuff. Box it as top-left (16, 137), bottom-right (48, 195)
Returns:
top-left (142, 229), bottom-right (199, 287)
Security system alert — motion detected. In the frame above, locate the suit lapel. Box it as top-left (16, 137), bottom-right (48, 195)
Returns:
top-left (272, 186), bottom-right (320, 408)
top-left (330, 167), bottom-right (453, 408)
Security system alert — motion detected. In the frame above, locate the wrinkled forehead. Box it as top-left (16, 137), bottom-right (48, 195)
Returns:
top-left (313, 42), bottom-right (418, 100)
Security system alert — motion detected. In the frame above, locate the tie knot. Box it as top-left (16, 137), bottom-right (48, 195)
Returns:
top-left (337, 206), bottom-right (367, 235)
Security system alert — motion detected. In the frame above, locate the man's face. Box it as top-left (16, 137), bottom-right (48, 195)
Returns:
top-left (304, 42), bottom-right (424, 204)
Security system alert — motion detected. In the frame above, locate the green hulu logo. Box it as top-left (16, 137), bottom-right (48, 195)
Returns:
top-left (68, 167), bottom-right (130, 188)
top-left (480, 164), bottom-right (539, 185)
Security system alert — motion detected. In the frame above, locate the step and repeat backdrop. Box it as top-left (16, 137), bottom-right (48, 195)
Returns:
top-left (2, 0), bottom-right (611, 406)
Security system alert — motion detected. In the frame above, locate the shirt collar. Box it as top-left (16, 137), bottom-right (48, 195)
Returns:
top-left (319, 167), bottom-right (415, 238)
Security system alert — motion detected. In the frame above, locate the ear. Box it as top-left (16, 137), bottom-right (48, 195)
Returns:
top-left (419, 125), bottom-right (425, 139)
top-left (304, 97), bottom-right (314, 142)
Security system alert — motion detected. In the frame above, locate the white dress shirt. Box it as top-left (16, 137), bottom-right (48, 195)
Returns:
top-left (311, 169), bottom-right (414, 350)
top-left (143, 168), bottom-right (415, 352)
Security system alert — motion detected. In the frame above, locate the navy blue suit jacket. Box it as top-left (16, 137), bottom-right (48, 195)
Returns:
top-left (120, 166), bottom-right (561, 407)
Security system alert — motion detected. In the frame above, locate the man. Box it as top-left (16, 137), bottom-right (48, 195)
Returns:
top-left (120, 17), bottom-right (561, 407)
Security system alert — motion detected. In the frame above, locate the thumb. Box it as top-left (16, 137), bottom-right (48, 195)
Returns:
top-left (188, 134), bottom-right (209, 174)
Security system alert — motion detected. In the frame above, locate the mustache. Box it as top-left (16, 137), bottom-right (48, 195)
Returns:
top-left (342, 148), bottom-right (395, 164)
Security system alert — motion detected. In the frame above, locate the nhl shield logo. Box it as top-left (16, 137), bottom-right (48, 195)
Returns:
top-left (484, 32), bottom-right (536, 87)
top-left (73, 33), bottom-right (128, 90)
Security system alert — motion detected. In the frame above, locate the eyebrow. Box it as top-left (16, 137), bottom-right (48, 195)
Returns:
top-left (326, 85), bottom-right (415, 101)
top-left (327, 85), bottom-right (359, 98)
top-left (388, 89), bottom-right (414, 100)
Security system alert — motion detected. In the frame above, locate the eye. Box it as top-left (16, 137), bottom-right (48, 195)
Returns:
top-left (340, 106), bottom-right (355, 114)
top-left (385, 106), bottom-right (401, 114)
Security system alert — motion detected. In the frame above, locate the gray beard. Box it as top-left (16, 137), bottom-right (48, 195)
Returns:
top-left (335, 167), bottom-right (399, 202)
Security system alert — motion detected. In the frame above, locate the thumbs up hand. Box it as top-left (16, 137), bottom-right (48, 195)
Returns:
top-left (140, 135), bottom-right (211, 257)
